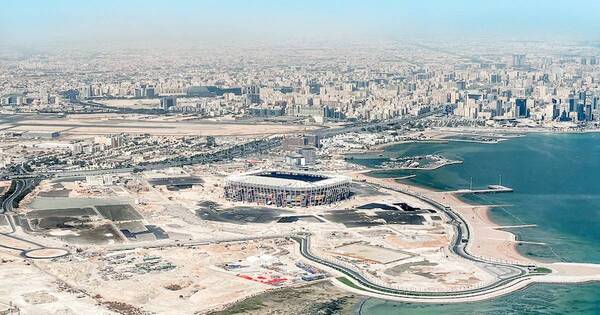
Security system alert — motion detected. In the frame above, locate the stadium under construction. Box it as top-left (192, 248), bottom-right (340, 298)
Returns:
top-left (224, 170), bottom-right (351, 207)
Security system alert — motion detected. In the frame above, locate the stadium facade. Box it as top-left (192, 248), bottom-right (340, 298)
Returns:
top-left (224, 170), bottom-right (351, 207)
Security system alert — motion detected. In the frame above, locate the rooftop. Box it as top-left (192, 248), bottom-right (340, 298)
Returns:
top-left (226, 170), bottom-right (351, 189)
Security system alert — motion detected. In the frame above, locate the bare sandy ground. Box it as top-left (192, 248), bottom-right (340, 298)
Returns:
top-left (0, 252), bottom-right (116, 314)
top-left (346, 172), bottom-right (600, 302)
top-left (4, 117), bottom-right (317, 137)
top-left (352, 172), bottom-right (534, 265)
top-left (330, 261), bottom-right (600, 304)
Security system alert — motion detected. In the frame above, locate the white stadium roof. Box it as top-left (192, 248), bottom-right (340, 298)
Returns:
top-left (225, 170), bottom-right (351, 190)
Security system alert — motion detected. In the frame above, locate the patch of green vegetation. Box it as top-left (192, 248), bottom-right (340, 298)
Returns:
top-left (308, 297), bottom-right (348, 315)
top-left (208, 282), bottom-right (358, 315)
top-left (532, 267), bottom-right (552, 274)
top-left (210, 298), bottom-right (266, 315)
top-left (336, 277), bottom-right (365, 291)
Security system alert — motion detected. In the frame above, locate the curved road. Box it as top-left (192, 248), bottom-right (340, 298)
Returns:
top-left (293, 184), bottom-right (537, 300)
top-left (1, 179), bottom-right (32, 234)
top-left (1, 177), bottom-right (67, 259)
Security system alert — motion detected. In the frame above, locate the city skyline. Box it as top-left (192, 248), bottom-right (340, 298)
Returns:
top-left (1, 2), bottom-right (600, 314)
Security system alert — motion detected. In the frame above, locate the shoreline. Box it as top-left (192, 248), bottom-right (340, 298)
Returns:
top-left (350, 171), bottom-right (536, 265)
top-left (347, 130), bottom-right (575, 264)
top-left (365, 159), bottom-right (463, 172)
top-left (357, 127), bottom-right (600, 154)
top-left (205, 136), bottom-right (600, 312)
top-left (334, 131), bottom-right (600, 303)
top-left (347, 132), bottom-right (541, 265)
top-left (372, 139), bottom-right (447, 151)
top-left (340, 171), bottom-right (600, 303)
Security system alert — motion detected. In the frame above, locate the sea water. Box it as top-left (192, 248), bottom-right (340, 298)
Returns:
top-left (350, 133), bottom-right (600, 314)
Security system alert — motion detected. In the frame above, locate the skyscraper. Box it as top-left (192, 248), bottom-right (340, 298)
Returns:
top-left (512, 54), bottom-right (526, 67)
top-left (160, 96), bottom-right (177, 110)
top-left (495, 100), bottom-right (504, 117)
top-left (515, 98), bottom-right (527, 117)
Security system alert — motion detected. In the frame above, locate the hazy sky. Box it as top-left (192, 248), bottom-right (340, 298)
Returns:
top-left (2, 0), bottom-right (600, 48)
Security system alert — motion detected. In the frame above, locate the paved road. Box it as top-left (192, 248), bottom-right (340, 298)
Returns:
top-left (1, 163), bottom-right (32, 235)
top-left (3, 136), bottom-right (281, 180)
top-left (0, 179), bottom-right (32, 234)
top-left (1, 178), bottom-right (36, 237)
top-left (0, 175), bottom-right (67, 259)
top-left (294, 183), bottom-right (534, 300)
top-left (295, 235), bottom-right (530, 300)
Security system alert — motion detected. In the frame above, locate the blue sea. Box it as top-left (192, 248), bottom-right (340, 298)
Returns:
top-left (350, 133), bottom-right (600, 315)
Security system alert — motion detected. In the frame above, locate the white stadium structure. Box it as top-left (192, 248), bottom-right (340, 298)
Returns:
top-left (224, 170), bottom-right (351, 207)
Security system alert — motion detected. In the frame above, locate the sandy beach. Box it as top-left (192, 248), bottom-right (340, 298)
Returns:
top-left (338, 171), bottom-right (600, 303)
top-left (351, 172), bottom-right (538, 265)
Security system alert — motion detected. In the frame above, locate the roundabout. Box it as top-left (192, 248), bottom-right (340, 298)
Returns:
top-left (22, 247), bottom-right (70, 259)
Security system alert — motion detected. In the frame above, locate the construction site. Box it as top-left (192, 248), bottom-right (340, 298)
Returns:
top-left (0, 156), bottom-right (539, 314)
